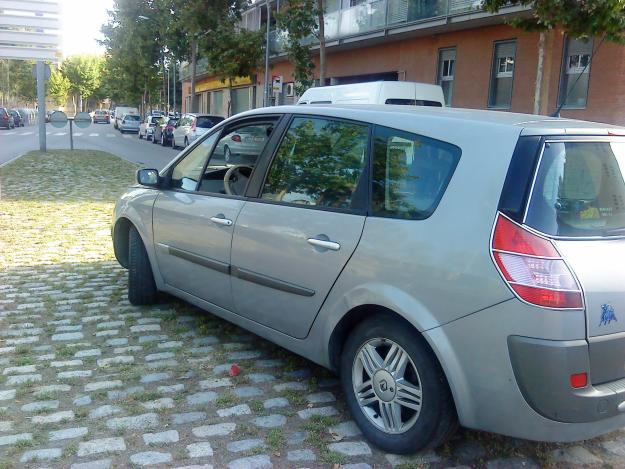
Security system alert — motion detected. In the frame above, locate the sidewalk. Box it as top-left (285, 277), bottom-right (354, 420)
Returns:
top-left (0, 150), bottom-right (620, 468)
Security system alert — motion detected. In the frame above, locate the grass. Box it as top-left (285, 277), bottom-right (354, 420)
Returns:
top-left (266, 428), bottom-right (285, 452)
top-left (281, 390), bottom-right (307, 407)
top-left (303, 414), bottom-right (345, 466)
top-left (215, 392), bottom-right (239, 408)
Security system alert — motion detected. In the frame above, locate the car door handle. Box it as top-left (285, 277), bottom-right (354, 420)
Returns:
top-left (307, 238), bottom-right (340, 251)
top-left (210, 216), bottom-right (233, 226)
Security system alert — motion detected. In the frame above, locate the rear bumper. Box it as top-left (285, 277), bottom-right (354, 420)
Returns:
top-left (509, 336), bottom-right (625, 423)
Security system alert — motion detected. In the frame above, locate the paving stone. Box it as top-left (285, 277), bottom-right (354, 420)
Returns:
top-left (172, 412), bottom-right (207, 425)
top-left (138, 334), bottom-right (168, 343)
top-left (2, 364), bottom-right (36, 374)
top-left (58, 370), bottom-right (92, 379)
top-left (132, 324), bottom-right (162, 333)
top-left (51, 332), bottom-right (84, 341)
top-left (85, 380), bottom-right (122, 392)
top-left (74, 348), bottom-right (101, 358)
top-left (97, 355), bottom-right (134, 367)
top-left (227, 454), bottom-right (272, 469)
top-left (78, 437), bottom-right (126, 457)
top-left (233, 386), bottom-right (263, 398)
top-left (143, 430), bottom-right (179, 445)
top-left (297, 406), bottom-right (339, 419)
top-left (328, 441), bottom-right (372, 457)
top-left (274, 381), bottom-right (307, 392)
top-left (82, 315), bottom-right (110, 323)
top-left (49, 426), bottom-right (89, 441)
top-left (171, 465), bottom-right (214, 469)
top-left (602, 439), bottom-right (625, 456)
top-left (287, 449), bottom-right (316, 462)
top-left (73, 395), bottom-right (92, 406)
top-left (386, 452), bottom-right (442, 467)
top-left (217, 404), bottom-right (252, 417)
top-left (254, 359), bottom-right (283, 368)
top-left (147, 358), bottom-right (179, 369)
top-left (228, 350), bottom-right (261, 360)
top-left (187, 441), bottom-right (214, 458)
top-left (286, 431), bottom-right (307, 446)
top-left (105, 338), bottom-right (127, 346)
top-left (32, 410), bottom-right (74, 424)
top-left (89, 405), bottom-right (123, 419)
top-left (341, 464), bottom-right (373, 469)
top-left (187, 391), bottom-right (218, 405)
top-left (107, 386), bottom-right (145, 400)
top-left (0, 389), bottom-right (15, 400)
top-left (6, 373), bottom-right (41, 385)
top-left (247, 373), bottom-right (275, 383)
top-left (140, 372), bottom-right (171, 383)
top-left (227, 439), bottom-right (266, 453)
top-left (263, 397), bottom-right (289, 409)
top-left (51, 359), bottom-right (83, 367)
top-left (114, 345), bottom-right (143, 354)
top-left (35, 384), bottom-right (70, 396)
top-left (21, 400), bottom-right (59, 412)
top-left (97, 320), bottom-right (125, 329)
top-left (130, 451), bottom-right (173, 465)
top-left (95, 329), bottom-right (119, 337)
top-left (56, 325), bottom-right (82, 332)
top-left (252, 414), bottom-right (286, 428)
top-left (307, 391), bottom-right (336, 404)
top-left (154, 383), bottom-right (182, 394)
top-left (0, 421), bottom-right (12, 432)
top-left (20, 447), bottom-right (62, 463)
top-left (485, 458), bottom-right (540, 469)
top-left (193, 423), bottom-right (236, 438)
top-left (550, 446), bottom-right (601, 465)
top-left (158, 341), bottom-right (183, 349)
top-left (70, 459), bottom-right (112, 469)
top-left (329, 420), bottom-right (362, 438)
top-left (141, 398), bottom-right (174, 410)
top-left (0, 433), bottom-right (32, 446)
top-left (199, 377), bottom-right (232, 389)
top-left (106, 413), bottom-right (159, 431)
top-left (146, 351), bottom-right (175, 361)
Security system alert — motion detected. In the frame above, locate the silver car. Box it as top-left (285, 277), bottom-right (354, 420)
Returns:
top-left (119, 114), bottom-right (141, 133)
top-left (112, 105), bottom-right (625, 453)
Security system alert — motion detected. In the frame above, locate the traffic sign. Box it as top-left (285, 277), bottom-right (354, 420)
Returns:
top-left (74, 112), bottom-right (92, 129)
top-left (49, 111), bottom-right (67, 128)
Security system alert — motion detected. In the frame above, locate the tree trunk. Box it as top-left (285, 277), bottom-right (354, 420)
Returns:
top-left (227, 78), bottom-right (233, 117)
top-left (317, 0), bottom-right (326, 86)
top-left (533, 31), bottom-right (546, 115)
top-left (72, 94), bottom-right (77, 115)
top-left (190, 40), bottom-right (198, 112)
top-left (78, 95), bottom-right (83, 113)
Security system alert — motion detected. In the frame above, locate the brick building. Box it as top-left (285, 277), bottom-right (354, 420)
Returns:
top-left (180, 0), bottom-right (625, 125)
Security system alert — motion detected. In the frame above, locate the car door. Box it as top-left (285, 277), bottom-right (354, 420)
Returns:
top-left (230, 115), bottom-right (370, 339)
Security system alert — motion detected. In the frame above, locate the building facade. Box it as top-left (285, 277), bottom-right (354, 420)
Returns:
top-left (181, 0), bottom-right (625, 126)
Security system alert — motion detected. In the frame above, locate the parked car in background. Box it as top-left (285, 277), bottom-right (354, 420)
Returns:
top-left (93, 110), bottom-right (110, 124)
top-left (9, 109), bottom-right (23, 127)
top-left (139, 115), bottom-right (162, 141)
top-left (153, 117), bottom-right (178, 147)
top-left (213, 124), bottom-right (270, 164)
top-left (118, 114), bottom-right (140, 133)
top-left (114, 104), bottom-right (625, 454)
top-left (113, 106), bottom-right (139, 129)
top-left (172, 113), bottom-right (224, 149)
top-left (0, 108), bottom-right (15, 129)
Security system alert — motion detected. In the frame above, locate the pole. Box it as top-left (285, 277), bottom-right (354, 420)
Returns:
top-left (263, 0), bottom-right (271, 107)
top-left (36, 61), bottom-right (46, 152)
top-left (69, 119), bottom-right (74, 151)
top-left (167, 63), bottom-right (170, 113)
top-left (173, 61), bottom-right (176, 114)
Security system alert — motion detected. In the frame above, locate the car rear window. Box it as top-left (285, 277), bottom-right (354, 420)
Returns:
top-left (196, 116), bottom-right (224, 128)
top-left (525, 140), bottom-right (625, 237)
top-left (124, 115), bottom-right (140, 121)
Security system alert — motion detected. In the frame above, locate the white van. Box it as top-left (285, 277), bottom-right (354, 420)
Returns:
top-left (297, 81), bottom-right (445, 107)
top-left (113, 106), bottom-right (139, 129)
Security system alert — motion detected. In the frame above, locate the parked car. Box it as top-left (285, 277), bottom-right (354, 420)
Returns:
top-left (118, 114), bottom-right (141, 133)
top-left (0, 108), bottom-right (15, 129)
top-left (9, 109), bottom-right (23, 127)
top-left (153, 117), bottom-right (178, 146)
top-left (139, 115), bottom-right (161, 141)
top-left (113, 104), bottom-right (625, 454)
top-left (113, 106), bottom-right (139, 129)
top-left (172, 113), bottom-right (224, 149)
top-left (213, 125), bottom-right (270, 164)
top-left (93, 110), bottom-right (110, 124)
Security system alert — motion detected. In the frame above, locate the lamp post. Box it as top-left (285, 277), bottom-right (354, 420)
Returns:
top-left (263, 0), bottom-right (271, 107)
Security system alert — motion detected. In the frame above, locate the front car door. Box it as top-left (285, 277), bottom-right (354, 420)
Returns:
top-left (230, 115), bottom-right (371, 339)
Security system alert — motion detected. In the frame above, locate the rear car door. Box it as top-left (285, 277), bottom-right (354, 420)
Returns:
top-left (230, 115), bottom-right (370, 339)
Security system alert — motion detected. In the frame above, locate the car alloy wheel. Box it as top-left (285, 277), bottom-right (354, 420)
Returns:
top-left (352, 338), bottom-right (422, 434)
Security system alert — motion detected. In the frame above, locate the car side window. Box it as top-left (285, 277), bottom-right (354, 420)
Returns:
top-left (261, 117), bottom-right (369, 210)
top-left (170, 132), bottom-right (220, 191)
top-left (371, 126), bottom-right (460, 219)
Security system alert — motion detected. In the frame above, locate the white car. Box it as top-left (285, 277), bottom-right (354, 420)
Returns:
top-left (139, 115), bottom-right (162, 141)
top-left (172, 113), bottom-right (224, 149)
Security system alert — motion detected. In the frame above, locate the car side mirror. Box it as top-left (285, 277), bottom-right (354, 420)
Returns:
top-left (137, 168), bottom-right (160, 187)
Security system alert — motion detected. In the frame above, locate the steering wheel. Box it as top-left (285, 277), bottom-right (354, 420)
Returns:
top-left (224, 165), bottom-right (253, 196)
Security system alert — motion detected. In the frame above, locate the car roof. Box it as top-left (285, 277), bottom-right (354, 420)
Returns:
top-left (238, 104), bottom-right (625, 136)
top-left (187, 113), bottom-right (224, 118)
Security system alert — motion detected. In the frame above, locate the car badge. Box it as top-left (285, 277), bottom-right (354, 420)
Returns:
top-left (599, 304), bottom-right (617, 326)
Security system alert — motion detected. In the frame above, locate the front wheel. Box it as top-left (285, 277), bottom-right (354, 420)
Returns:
top-left (128, 226), bottom-right (157, 305)
top-left (340, 315), bottom-right (457, 453)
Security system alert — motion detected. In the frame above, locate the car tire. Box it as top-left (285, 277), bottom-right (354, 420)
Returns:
top-left (139, 131), bottom-right (143, 139)
top-left (161, 134), bottom-right (167, 146)
top-left (340, 315), bottom-right (457, 454)
top-left (184, 137), bottom-right (189, 148)
top-left (172, 137), bottom-right (177, 149)
top-left (152, 134), bottom-right (158, 144)
top-left (128, 226), bottom-right (157, 305)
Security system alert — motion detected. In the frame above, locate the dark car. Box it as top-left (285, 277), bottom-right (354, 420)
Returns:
top-left (0, 108), bottom-right (15, 129)
top-left (9, 109), bottom-right (23, 127)
top-left (154, 117), bottom-right (178, 147)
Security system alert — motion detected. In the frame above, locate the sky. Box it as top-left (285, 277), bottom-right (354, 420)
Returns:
top-left (60, 0), bottom-right (114, 58)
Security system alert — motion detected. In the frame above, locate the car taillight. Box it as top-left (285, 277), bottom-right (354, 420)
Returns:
top-left (231, 134), bottom-right (241, 142)
top-left (491, 213), bottom-right (583, 309)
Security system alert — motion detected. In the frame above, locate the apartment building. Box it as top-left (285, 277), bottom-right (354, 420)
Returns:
top-left (181, 0), bottom-right (625, 125)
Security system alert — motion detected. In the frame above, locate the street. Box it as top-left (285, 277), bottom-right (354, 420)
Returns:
top-left (0, 122), bottom-right (178, 170)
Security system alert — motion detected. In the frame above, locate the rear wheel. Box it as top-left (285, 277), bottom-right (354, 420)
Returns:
top-left (340, 315), bottom-right (457, 453)
top-left (139, 131), bottom-right (143, 139)
top-left (128, 226), bottom-right (157, 305)
top-left (184, 137), bottom-right (189, 148)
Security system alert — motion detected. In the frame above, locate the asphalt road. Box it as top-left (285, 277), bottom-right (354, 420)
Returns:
top-left (0, 121), bottom-right (180, 170)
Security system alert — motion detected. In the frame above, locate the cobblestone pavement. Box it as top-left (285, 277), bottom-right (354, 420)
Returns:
top-left (0, 150), bottom-right (624, 468)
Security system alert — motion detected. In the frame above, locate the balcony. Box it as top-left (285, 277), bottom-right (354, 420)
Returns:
top-left (269, 0), bottom-right (486, 55)
top-left (179, 58), bottom-right (210, 81)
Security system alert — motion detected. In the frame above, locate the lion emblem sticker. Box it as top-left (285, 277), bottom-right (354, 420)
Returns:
top-left (599, 304), bottom-right (617, 326)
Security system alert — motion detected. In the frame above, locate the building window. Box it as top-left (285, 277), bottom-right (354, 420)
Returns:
top-left (437, 48), bottom-right (456, 106)
top-left (558, 37), bottom-right (593, 109)
top-left (489, 40), bottom-right (516, 109)
top-left (212, 90), bottom-right (224, 116)
top-left (231, 87), bottom-right (251, 115)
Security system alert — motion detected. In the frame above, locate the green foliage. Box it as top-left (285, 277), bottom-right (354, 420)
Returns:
top-left (0, 59), bottom-right (37, 102)
top-left (60, 55), bottom-right (104, 110)
top-left (47, 69), bottom-right (71, 106)
top-left (482, 0), bottom-right (625, 42)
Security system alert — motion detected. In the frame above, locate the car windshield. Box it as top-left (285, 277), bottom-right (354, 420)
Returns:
top-left (525, 140), bottom-right (625, 237)
top-left (196, 116), bottom-right (223, 129)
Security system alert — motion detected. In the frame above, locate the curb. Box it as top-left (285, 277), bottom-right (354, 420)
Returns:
top-left (0, 151), bottom-right (28, 169)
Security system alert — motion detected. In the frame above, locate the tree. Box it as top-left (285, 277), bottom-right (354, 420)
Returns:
top-left (276, 0), bottom-right (327, 95)
top-left (482, 0), bottom-right (625, 114)
top-left (7, 60), bottom-right (37, 103)
top-left (60, 55), bottom-right (104, 113)
top-left (47, 69), bottom-right (71, 106)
